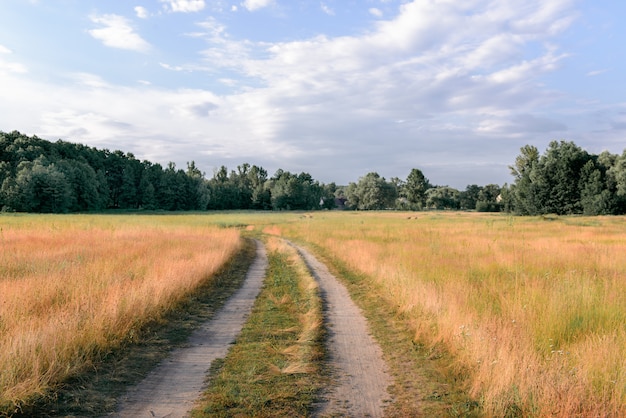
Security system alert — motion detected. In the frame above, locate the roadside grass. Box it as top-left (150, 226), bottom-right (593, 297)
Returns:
top-left (193, 236), bottom-right (324, 417)
top-left (273, 211), bottom-right (626, 417)
top-left (21, 237), bottom-right (256, 417)
top-left (0, 214), bottom-right (242, 416)
top-left (283, 238), bottom-right (480, 417)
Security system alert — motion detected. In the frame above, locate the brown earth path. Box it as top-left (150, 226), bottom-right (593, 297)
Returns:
top-left (290, 242), bottom-right (393, 418)
top-left (109, 240), bottom-right (268, 418)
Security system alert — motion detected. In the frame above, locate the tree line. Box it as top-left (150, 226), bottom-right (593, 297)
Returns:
top-left (1, 131), bottom-right (625, 214)
top-left (507, 140), bottom-right (626, 215)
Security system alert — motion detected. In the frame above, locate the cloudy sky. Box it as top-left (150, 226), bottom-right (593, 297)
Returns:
top-left (0, 0), bottom-right (624, 188)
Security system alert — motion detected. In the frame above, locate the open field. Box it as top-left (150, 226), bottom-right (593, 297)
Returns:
top-left (0, 214), bottom-right (240, 414)
top-left (269, 211), bottom-right (626, 416)
top-left (2, 211), bottom-right (626, 417)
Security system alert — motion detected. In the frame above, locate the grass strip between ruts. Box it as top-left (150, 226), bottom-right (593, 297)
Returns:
top-left (193, 237), bottom-right (324, 417)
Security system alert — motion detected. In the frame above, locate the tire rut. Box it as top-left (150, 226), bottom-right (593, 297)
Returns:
top-left (289, 241), bottom-right (392, 418)
top-left (110, 240), bottom-right (268, 418)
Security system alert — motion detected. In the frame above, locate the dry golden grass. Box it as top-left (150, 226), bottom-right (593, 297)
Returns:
top-left (276, 211), bottom-right (626, 417)
top-left (0, 214), bottom-right (240, 412)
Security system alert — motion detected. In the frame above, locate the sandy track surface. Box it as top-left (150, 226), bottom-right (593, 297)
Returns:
top-left (110, 241), bottom-right (268, 418)
top-left (291, 242), bottom-right (392, 418)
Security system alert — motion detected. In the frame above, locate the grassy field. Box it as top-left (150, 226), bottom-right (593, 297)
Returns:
top-left (0, 214), bottom-right (240, 414)
top-left (269, 211), bottom-right (626, 417)
top-left (3, 211), bottom-right (626, 417)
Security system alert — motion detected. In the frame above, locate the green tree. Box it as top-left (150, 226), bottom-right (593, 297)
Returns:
top-left (402, 168), bottom-right (431, 210)
top-left (476, 184), bottom-right (502, 212)
top-left (536, 140), bottom-right (590, 214)
top-left (579, 160), bottom-right (611, 215)
top-left (349, 172), bottom-right (397, 210)
top-left (12, 158), bottom-right (71, 213)
top-left (425, 186), bottom-right (460, 210)
top-left (266, 170), bottom-right (322, 210)
top-left (509, 145), bottom-right (541, 215)
top-left (460, 184), bottom-right (481, 210)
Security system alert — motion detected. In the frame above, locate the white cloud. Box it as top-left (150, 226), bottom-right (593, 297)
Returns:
top-left (88, 14), bottom-right (151, 52)
top-left (134, 6), bottom-right (149, 19)
top-left (321, 3), bottom-right (334, 16)
top-left (160, 62), bottom-right (186, 71)
top-left (369, 8), bottom-right (383, 18)
top-left (587, 69), bottom-right (608, 77)
top-left (0, 44), bottom-right (28, 73)
top-left (1, 0), bottom-right (594, 187)
top-left (241, 0), bottom-right (274, 12)
top-left (160, 0), bottom-right (206, 13)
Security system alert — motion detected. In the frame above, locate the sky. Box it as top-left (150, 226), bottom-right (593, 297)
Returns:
top-left (0, 0), bottom-right (625, 188)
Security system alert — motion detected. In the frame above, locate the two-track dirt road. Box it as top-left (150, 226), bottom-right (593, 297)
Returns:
top-left (112, 239), bottom-right (392, 417)
top-left (111, 241), bottom-right (268, 418)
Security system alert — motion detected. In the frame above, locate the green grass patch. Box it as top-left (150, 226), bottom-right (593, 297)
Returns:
top-left (13, 238), bottom-right (257, 417)
top-left (193, 240), bottom-right (324, 417)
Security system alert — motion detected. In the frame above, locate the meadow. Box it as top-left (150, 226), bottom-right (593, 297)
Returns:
top-left (273, 211), bottom-right (626, 417)
top-left (0, 214), bottom-right (240, 413)
top-left (2, 211), bottom-right (626, 417)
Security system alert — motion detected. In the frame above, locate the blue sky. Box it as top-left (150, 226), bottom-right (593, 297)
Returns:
top-left (0, 0), bottom-right (624, 188)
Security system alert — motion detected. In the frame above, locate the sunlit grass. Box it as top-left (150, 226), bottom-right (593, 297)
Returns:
top-left (0, 214), bottom-right (240, 413)
top-left (4, 210), bottom-right (626, 416)
top-left (272, 211), bottom-right (626, 417)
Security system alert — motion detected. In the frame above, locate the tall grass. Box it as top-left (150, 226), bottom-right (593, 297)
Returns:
top-left (275, 212), bottom-right (626, 417)
top-left (0, 214), bottom-right (240, 413)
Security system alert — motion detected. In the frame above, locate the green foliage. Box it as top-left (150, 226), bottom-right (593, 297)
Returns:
top-left (509, 141), bottom-right (626, 215)
top-left (425, 186), bottom-right (460, 210)
top-left (346, 172), bottom-right (397, 210)
top-left (266, 170), bottom-right (323, 211)
top-left (401, 168), bottom-right (431, 210)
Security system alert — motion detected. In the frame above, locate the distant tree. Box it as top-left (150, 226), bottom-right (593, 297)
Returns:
top-left (509, 145), bottom-right (541, 215)
top-left (248, 165), bottom-right (271, 209)
top-left (476, 184), bottom-right (502, 212)
top-left (579, 160), bottom-right (611, 215)
top-left (460, 184), bottom-right (481, 210)
top-left (12, 158), bottom-right (72, 213)
top-left (536, 140), bottom-right (590, 214)
top-left (349, 172), bottom-right (397, 210)
top-left (268, 170), bottom-right (322, 210)
top-left (402, 168), bottom-right (431, 210)
top-left (425, 186), bottom-right (460, 210)
top-left (320, 182), bottom-right (338, 209)
top-left (56, 159), bottom-right (101, 211)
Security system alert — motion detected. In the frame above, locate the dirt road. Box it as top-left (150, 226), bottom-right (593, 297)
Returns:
top-left (291, 242), bottom-right (392, 418)
top-left (111, 239), bottom-right (391, 417)
top-left (110, 241), bottom-right (268, 418)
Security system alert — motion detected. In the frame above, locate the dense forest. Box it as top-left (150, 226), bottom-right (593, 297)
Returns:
top-left (1, 131), bottom-right (625, 215)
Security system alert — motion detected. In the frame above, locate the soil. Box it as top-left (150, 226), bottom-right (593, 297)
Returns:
top-left (290, 242), bottom-right (392, 418)
top-left (109, 240), bottom-right (268, 418)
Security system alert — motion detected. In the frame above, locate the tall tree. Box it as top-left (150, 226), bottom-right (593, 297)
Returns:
top-left (402, 168), bottom-right (431, 210)
top-left (349, 172), bottom-right (397, 210)
top-left (509, 145), bottom-right (541, 215)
